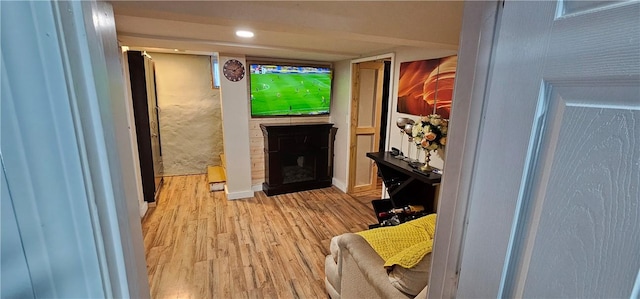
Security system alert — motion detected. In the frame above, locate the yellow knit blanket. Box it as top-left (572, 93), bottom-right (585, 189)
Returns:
top-left (357, 214), bottom-right (436, 268)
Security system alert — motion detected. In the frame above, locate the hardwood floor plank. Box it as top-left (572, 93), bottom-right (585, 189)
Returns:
top-left (148, 263), bottom-right (164, 299)
top-left (195, 218), bottom-right (208, 262)
top-left (146, 245), bottom-right (168, 267)
top-left (193, 260), bottom-right (211, 298)
top-left (215, 232), bottom-right (230, 260)
top-left (143, 174), bottom-right (377, 298)
top-left (151, 208), bottom-right (176, 247)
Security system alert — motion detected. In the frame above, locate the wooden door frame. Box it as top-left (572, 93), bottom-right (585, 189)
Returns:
top-left (346, 54), bottom-right (394, 194)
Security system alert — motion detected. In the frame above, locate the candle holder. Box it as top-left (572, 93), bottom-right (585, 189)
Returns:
top-left (402, 120), bottom-right (415, 162)
top-left (394, 118), bottom-right (410, 159)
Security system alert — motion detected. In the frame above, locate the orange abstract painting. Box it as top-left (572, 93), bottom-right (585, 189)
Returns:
top-left (397, 55), bottom-right (457, 119)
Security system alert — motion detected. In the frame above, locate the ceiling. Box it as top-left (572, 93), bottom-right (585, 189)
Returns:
top-left (110, 1), bottom-right (464, 62)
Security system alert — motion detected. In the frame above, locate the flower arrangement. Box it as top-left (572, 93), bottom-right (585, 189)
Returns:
top-left (412, 114), bottom-right (448, 153)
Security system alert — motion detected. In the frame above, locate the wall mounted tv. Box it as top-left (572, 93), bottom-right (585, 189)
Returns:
top-left (249, 63), bottom-right (332, 117)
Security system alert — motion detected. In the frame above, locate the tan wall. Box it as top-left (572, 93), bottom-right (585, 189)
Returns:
top-left (249, 116), bottom-right (330, 187)
top-left (150, 52), bottom-right (223, 176)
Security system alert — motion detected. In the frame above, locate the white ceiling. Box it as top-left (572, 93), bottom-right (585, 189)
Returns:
top-left (110, 1), bottom-right (464, 62)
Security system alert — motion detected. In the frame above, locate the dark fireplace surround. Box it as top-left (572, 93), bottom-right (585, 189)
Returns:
top-left (260, 123), bottom-right (337, 196)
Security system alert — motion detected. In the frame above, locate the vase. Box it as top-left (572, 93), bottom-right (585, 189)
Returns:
top-left (420, 149), bottom-right (432, 171)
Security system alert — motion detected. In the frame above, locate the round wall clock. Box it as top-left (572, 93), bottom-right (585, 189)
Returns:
top-left (223, 59), bottom-right (245, 82)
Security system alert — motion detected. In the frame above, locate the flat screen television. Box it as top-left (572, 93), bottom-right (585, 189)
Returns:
top-left (249, 63), bottom-right (332, 117)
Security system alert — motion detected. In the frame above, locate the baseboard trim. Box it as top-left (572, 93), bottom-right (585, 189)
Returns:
top-left (332, 178), bottom-right (347, 193)
top-left (139, 202), bottom-right (148, 218)
top-left (224, 186), bottom-right (254, 200)
top-left (251, 184), bottom-right (263, 192)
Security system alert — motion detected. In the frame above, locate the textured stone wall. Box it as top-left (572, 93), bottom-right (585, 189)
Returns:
top-left (150, 53), bottom-right (222, 176)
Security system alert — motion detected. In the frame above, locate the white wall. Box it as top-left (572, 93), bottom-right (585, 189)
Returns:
top-left (150, 53), bottom-right (223, 176)
top-left (330, 48), bottom-right (457, 191)
top-left (329, 60), bottom-right (352, 191)
top-left (211, 48), bottom-right (457, 197)
top-left (146, 52), bottom-right (336, 197)
top-left (218, 55), bottom-right (254, 199)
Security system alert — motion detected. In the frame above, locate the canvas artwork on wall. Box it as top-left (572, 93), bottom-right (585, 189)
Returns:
top-left (396, 55), bottom-right (457, 119)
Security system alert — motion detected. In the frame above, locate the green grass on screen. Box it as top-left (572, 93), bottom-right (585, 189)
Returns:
top-left (250, 73), bottom-right (331, 116)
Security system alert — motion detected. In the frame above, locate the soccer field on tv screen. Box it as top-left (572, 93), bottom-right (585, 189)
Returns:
top-left (250, 73), bottom-right (331, 116)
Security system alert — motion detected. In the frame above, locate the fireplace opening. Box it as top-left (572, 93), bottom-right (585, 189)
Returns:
top-left (282, 154), bottom-right (316, 184)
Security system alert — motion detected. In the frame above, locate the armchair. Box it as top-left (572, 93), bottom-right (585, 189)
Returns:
top-left (324, 215), bottom-right (435, 299)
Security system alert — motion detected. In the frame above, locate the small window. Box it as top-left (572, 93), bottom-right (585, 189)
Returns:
top-left (211, 54), bottom-right (220, 89)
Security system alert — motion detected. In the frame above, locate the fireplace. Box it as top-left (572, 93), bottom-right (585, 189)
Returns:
top-left (260, 123), bottom-right (337, 196)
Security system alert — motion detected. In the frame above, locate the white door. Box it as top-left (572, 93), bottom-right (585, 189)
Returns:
top-left (456, 1), bottom-right (640, 298)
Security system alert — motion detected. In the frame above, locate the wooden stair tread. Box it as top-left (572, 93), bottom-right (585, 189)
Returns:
top-left (207, 166), bottom-right (226, 183)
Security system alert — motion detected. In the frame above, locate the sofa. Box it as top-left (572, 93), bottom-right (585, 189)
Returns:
top-left (324, 215), bottom-right (435, 299)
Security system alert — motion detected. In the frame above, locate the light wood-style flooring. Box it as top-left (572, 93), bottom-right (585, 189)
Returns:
top-left (142, 174), bottom-right (381, 298)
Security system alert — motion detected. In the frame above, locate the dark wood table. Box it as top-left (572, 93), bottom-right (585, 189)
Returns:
top-left (366, 151), bottom-right (441, 217)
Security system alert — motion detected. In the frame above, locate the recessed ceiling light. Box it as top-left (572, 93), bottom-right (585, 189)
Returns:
top-left (236, 30), bottom-right (254, 38)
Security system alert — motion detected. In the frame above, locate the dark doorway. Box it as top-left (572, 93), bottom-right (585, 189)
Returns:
top-left (378, 60), bottom-right (392, 152)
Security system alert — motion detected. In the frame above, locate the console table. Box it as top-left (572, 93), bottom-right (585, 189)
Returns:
top-left (366, 152), bottom-right (441, 218)
top-left (261, 123), bottom-right (337, 196)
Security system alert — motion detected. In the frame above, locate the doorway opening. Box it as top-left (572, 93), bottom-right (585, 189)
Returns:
top-left (347, 55), bottom-right (393, 203)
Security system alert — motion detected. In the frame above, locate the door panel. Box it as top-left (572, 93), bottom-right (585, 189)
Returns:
top-left (349, 61), bottom-right (384, 193)
top-left (558, 0), bottom-right (626, 16)
top-left (514, 83), bottom-right (639, 298)
top-left (355, 134), bottom-right (375, 186)
top-left (357, 68), bottom-right (378, 127)
top-left (457, 1), bottom-right (640, 298)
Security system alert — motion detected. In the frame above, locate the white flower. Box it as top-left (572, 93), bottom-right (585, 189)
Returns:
top-left (412, 125), bottom-right (422, 137)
